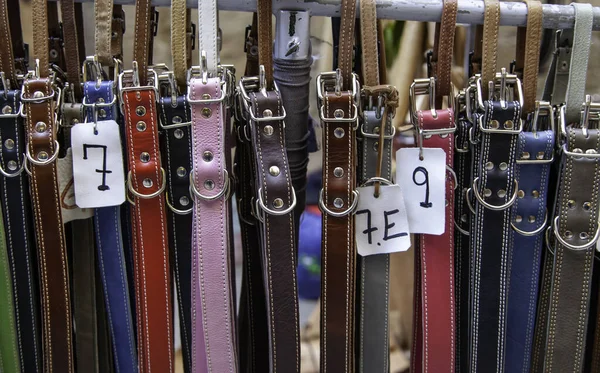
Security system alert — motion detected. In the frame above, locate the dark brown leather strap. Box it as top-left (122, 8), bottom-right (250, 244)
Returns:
top-left (257, 0), bottom-right (273, 88)
top-left (337, 0), bottom-right (357, 89)
top-left (60, 0), bottom-right (83, 99)
top-left (7, 0), bottom-right (27, 75)
top-left (133, 0), bottom-right (152, 84)
top-left (46, 2), bottom-right (65, 72)
top-left (112, 6), bottom-right (125, 62)
top-left (431, 0), bottom-right (457, 104)
top-left (244, 14), bottom-right (259, 77)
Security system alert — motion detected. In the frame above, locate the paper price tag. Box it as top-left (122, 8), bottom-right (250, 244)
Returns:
top-left (71, 120), bottom-right (126, 208)
top-left (355, 185), bottom-right (411, 256)
top-left (396, 147), bottom-right (446, 235)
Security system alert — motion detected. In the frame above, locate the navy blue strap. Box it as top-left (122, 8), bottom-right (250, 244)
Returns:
top-left (84, 80), bottom-right (139, 372)
top-left (505, 128), bottom-right (554, 372)
top-left (158, 94), bottom-right (193, 372)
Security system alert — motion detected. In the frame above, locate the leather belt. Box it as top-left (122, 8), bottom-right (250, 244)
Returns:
top-left (236, 16), bottom-right (270, 373)
top-left (26, 1), bottom-right (74, 371)
top-left (0, 212), bottom-right (20, 372)
top-left (83, 77), bottom-right (138, 373)
top-left (469, 80), bottom-right (521, 373)
top-left (317, 1), bottom-right (359, 371)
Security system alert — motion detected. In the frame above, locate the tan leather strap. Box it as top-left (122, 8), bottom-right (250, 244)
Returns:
top-left (360, 0), bottom-right (379, 87)
top-left (61, 0), bottom-right (83, 99)
top-left (33, 0), bottom-right (49, 77)
top-left (481, 0), bottom-right (500, 97)
top-left (0, 0), bottom-right (16, 86)
top-left (431, 0), bottom-right (457, 104)
top-left (377, 21), bottom-right (387, 84)
top-left (171, 0), bottom-right (187, 89)
top-left (515, 0), bottom-right (542, 116)
top-left (95, 0), bottom-right (114, 65)
top-left (133, 0), bottom-right (152, 84)
top-left (257, 0), bottom-right (274, 88)
top-left (338, 0), bottom-right (358, 89)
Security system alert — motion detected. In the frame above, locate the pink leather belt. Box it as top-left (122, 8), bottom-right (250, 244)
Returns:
top-left (189, 74), bottom-right (238, 373)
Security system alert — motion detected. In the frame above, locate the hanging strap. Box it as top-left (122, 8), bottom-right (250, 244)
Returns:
top-left (133, 0), bottom-right (152, 84)
top-left (0, 213), bottom-right (20, 373)
top-left (481, 0), bottom-right (500, 98)
top-left (60, 0), bottom-right (83, 99)
top-left (514, 0), bottom-right (542, 116)
top-left (430, 0), bottom-right (457, 104)
top-left (95, 0), bottom-right (113, 65)
top-left (171, 0), bottom-right (188, 89)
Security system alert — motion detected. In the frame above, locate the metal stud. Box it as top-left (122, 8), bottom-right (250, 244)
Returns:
top-left (71, 118), bottom-right (79, 125)
top-left (136, 121), bottom-right (147, 131)
top-left (99, 109), bottom-right (107, 118)
top-left (483, 189), bottom-right (492, 198)
top-left (136, 106), bottom-right (146, 116)
top-left (201, 108), bottom-right (212, 118)
top-left (532, 190), bottom-right (540, 198)
top-left (461, 214), bottom-right (467, 222)
top-left (33, 91), bottom-right (44, 99)
top-left (204, 180), bottom-right (215, 190)
top-left (567, 200), bottom-right (576, 209)
top-left (202, 151), bottom-right (213, 162)
top-left (7, 161), bottom-right (17, 171)
top-left (140, 152), bottom-right (150, 163)
top-left (264, 125), bottom-right (274, 136)
top-left (172, 116), bottom-right (183, 124)
top-left (504, 120), bottom-right (514, 129)
top-left (565, 230), bottom-right (573, 239)
top-left (586, 149), bottom-right (598, 155)
top-left (4, 139), bottom-right (14, 150)
top-left (536, 152), bottom-right (545, 160)
top-left (334, 109), bottom-right (344, 118)
top-left (583, 202), bottom-right (592, 211)
top-left (176, 167), bottom-right (187, 178)
top-left (373, 127), bottom-right (380, 134)
top-left (528, 215), bottom-right (536, 223)
top-left (179, 196), bottom-right (190, 206)
top-left (522, 152), bottom-right (530, 160)
top-left (50, 49), bottom-right (58, 58)
top-left (263, 109), bottom-right (273, 118)
top-left (333, 167), bottom-right (344, 178)
top-left (174, 129), bottom-right (184, 139)
top-left (143, 178), bottom-right (153, 188)
top-left (333, 198), bottom-right (344, 208)
top-left (489, 120), bottom-right (500, 129)
top-left (515, 215), bottom-right (523, 223)
top-left (334, 127), bottom-right (345, 138)
top-left (499, 162), bottom-right (508, 171)
top-left (2, 105), bottom-right (11, 114)
top-left (202, 94), bottom-right (211, 100)
top-left (35, 122), bottom-right (47, 133)
top-left (269, 166), bottom-right (280, 176)
top-left (497, 189), bottom-right (507, 198)
top-left (273, 198), bottom-right (284, 209)
top-left (97, 98), bottom-right (105, 104)
top-left (37, 151), bottom-right (48, 161)
top-left (580, 232), bottom-right (589, 240)
top-left (485, 162), bottom-right (494, 170)
top-left (373, 142), bottom-right (379, 151)
top-left (517, 190), bottom-right (525, 198)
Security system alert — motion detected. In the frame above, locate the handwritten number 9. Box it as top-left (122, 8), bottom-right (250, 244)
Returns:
top-left (412, 166), bottom-right (432, 208)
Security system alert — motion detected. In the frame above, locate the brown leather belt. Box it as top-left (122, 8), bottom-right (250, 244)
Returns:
top-left (25, 2), bottom-right (74, 372)
top-left (317, 0), bottom-right (359, 371)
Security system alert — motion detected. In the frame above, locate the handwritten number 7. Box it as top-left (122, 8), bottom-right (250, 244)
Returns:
top-left (413, 166), bottom-right (432, 208)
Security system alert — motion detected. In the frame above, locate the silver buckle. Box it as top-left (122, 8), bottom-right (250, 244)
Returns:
top-left (316, 69), bottom-right (360, 124)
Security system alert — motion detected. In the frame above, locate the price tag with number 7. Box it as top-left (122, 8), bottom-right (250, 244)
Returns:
top-left (396, 147), bottom-right (446, 235)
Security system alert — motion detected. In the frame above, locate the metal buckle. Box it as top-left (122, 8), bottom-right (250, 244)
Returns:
top-left (559, 98), bottom-right (600, 159)
top-left (255, 186), bottom-right (297, 223)
top-left (186, 57), bottom-right (228, 104)
top-left (238, 66), bottom-right (287, 122)
top-left (552, 216), bottom-right (600, 251)
top-left (318, 189), bottom-right (360, 217)
top-left (476, 68), bottom-right (525, 111)
top-left (25, 140), bottom-right (61, 166)
top-left (165, 192), bottom-right (193, 215)
top-left (0, 153), bottom-right (26, 177)
top-left (470, 176), bottom-right (519, 211)
top-left (127, 168), bottom-right (167, 199)
top-left (515, 101), bottom-right (555, 164)
top-left (316, 69), bottom-right (360, 124)
top-left (118, 61), bottom-right (160, 114)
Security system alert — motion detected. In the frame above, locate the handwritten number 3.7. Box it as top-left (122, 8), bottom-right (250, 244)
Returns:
top-left (413, 166), bottom-right (432, 208)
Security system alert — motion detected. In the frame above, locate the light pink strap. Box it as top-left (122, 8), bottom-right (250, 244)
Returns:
top-left (190, 76), bottom-right (237, 373)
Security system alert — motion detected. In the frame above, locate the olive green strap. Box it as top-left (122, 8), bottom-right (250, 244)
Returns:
top-left (0, 212), bottom-right (20, 373)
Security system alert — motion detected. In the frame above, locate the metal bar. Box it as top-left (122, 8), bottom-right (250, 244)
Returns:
top-left (64, 0), bottom-right (600, 30)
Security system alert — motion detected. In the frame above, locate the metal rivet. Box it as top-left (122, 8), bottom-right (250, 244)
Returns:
top-left (97, 98), bottom-right (105, 104)
top-left (203, 151), bottom-right (213, 162)
top-left (136, 121), bottom-right (147, 131)
top-left (179, 196), bottom-right (190, 206)
top-left (172, 116), bottom-right (183, 124)
top-left (112, 31), bottom-right (118, 38)
top-left (143, 178), bottom-right (153, 188)
top-left (333, 167), bottom-right (344, 178)
top-left (483, 189), bottom-right (492, 198)
top-left (565, 230), bottom-right (573, 239)
top-left (532, 190), bottom-right (540, 198)
top-left (4, 139), bottom-right (14, 150)
top-left (522, 152), bottom-right (530, 160)
top-left (333, 198), bottom-right (344, 208)
top-left (174, 129), bottom-right (184, 139)
top-left (204, 180), bottom-right (215, 190)
top-left (33, 91), bottom-right (44, 99)
top-left (334, 109), bottom-right (344, 118)
top-left (499, 162), bottom-right (508, 171)
top-left (201, 108), bottom-right (212, 118)
top-left (586, 149), bottom-right (598, 155)
top-left (50, 49), bottom-right (58, 58)
top-left (269, 166), bottom-right (280, 176)
top-left (528, 215), bottom-right (536, 223)
top-left (177, 167), bottom-right (187, 178)
top-left (490, 120), bottom-right (500, 129)
top-left (537, 152), bottom-right (545, 160)
top-left (517, 190), bottom-right (525, 198)
top-left (515, 215), bottom-right (523, 223)
top-left (334, 127), bottom-right (345, 138)
top-left (485, 162), bottom-right (494, 170)
top-left (99, 109), bottom-right (107, 118)
top-left (7, 161), bottom-right (17, 171)
top-left (140, 152), bottom-right (150, 163)
top-left (202, 94), bottom-right (211, 100)
top-left (583, 202), bottom-right (592, 211)
top-left (37, 151), bottom-right (48, 161)
top-left (373, 142), bottom-right (379, 151)
top-left (461, 214), bottom-right (467, 222)
top-left (497, 189), bottom-right (507, 198)
top-left (35, 121), bottom-right (47, 133)
top-left (1, 105), bottom-right (11, 114)
top-left (263, 109), bottom-right (273, 117)
top-left (567, 200), bottom-right (576, 209)
top-left (504, 120), bottom-right (514, 129)
top-left (136, 106), bottom-right (146, 116)
top-left (273, 198), bottom-right (284, 209)
top-left (572, 148), bottom-right (583, 155)
top-left (580, 232), bottom-right (589, 240)
top-left (373, 127), bottom-right (380, 134)
top-left (71, 118), bottom-right (79, 125)
top-left (264, 125), bottom-right (274, 136)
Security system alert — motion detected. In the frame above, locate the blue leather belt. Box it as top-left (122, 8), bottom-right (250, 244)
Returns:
top-left (84, 80), bottom-right (138, 373)
top-left (0, 89), bottom-right (43, 373)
